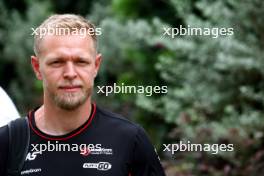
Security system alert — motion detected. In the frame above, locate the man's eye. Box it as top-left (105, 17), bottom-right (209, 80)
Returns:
top-left (76, 60), bottom-right (89, 65)
top-left (50, 61), bottom-right (63, 66)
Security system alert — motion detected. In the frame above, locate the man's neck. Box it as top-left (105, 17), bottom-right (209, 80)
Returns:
top-left (34, 100), bottom-right (92, 136)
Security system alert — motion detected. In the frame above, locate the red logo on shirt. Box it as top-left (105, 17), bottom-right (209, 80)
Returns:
top-left (80, 146), bottom-right (91, 156)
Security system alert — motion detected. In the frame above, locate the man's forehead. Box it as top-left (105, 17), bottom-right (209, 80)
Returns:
top-left (39, 34), bottom-right (96, 56)
top-left (44, 47), bottom-right (93, 60)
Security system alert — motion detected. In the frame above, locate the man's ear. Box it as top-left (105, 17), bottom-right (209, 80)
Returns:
top-left (31, 56), bottom-right (42, 80)
top-left (94, 53), bottom-right (102, 78)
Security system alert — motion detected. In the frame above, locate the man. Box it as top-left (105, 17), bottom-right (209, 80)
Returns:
top-left (0, 14), bottom-right (166, 176)
top-left (0, 86), bottom-right (20, 127)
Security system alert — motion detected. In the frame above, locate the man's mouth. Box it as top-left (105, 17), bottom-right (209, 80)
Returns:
top-left (59, 85), bottom-right (82, 92)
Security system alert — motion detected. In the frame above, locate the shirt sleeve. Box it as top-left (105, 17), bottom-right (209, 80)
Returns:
top-left (0, 125), bottom-right (9, 176)
top-left (130, 126), bottom-right (166, 176)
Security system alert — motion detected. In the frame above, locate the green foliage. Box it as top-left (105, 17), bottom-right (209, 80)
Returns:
top-left (112, 0), bottom-right (140, 18)
top-left (1, 0), bottom-right (52, 112)
top-left (136, 0), bottom-right (264, 175)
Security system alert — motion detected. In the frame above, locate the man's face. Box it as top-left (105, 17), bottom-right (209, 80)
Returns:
top-left (31, 34), bottom-right (101, 110)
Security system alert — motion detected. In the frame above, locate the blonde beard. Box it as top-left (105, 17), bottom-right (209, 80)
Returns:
top-left (50, 87), bottom-right (92, 110)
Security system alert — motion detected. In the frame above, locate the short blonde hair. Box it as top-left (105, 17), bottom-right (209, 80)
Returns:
top-left (33, 14), bottom-right (97, 56)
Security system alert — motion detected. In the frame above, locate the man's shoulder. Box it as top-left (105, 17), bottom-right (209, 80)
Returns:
top-left (0, 124), bottom-right (9, 157)
top-left (0, 117), bottom-right (28, 151)
top-left (95, 105), bottom-right (142, 134)
top-left (0, 124), bottom-right (9, 142)
top-left (0, 125), bottom-right (9, 176)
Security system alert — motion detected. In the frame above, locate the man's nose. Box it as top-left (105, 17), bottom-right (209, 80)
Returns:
top-left (63, 62), bottom-right (77, 79)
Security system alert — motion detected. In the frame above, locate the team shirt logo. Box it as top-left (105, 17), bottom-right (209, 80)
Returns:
top-left (80, 144), bottom-right (113, 156)
top-left (83, 162), bottom-right (112, 171)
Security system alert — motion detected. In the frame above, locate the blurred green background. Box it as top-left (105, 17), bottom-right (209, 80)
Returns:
top-left (1, 0), bottom-right (264, 175)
